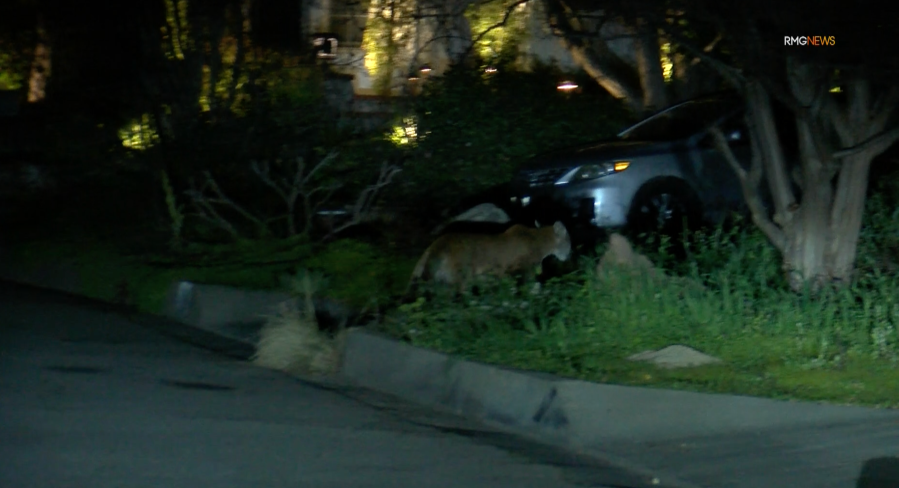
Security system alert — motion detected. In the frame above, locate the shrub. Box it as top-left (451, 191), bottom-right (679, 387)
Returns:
top-left (253, 269), bottom-right (343, 376)
top-left (385, 61), bottom-right (634, 218)
top-left (301, 239), bottom-right (418, 309)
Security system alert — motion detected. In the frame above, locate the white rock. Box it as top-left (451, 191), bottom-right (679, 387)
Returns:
top-left (627, 344), bottom-right (723, 369)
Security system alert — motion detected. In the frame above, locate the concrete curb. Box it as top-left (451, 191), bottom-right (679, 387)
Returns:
top-left (341, 329), bottom-right (899, 443)
top-left (161, 281), bottom-right (358, 345)
top-left (162, 281), bottom-right (296, 345)
top-left (0, 254), bottom-right (86, 297)
top-left (340, 329), bottom-right (567, 435)
top-left (339, 328), bottom-right (899, 487)
top-left (5, 261), bottom-right (899, 487)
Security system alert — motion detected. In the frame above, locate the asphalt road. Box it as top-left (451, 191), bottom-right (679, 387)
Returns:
top-left (0, 282), bottom-right (652, 488)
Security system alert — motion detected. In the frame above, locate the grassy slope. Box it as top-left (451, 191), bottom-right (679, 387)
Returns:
top-left (8, 208), bottom-right (898, 408)
top-left (8, 235), bottom-right (418, 314)
top-left (383, 266), bottom-right (899, 408)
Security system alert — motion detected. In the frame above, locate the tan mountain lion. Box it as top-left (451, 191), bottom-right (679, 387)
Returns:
top-left (405, 221), bottom-right (572, 297)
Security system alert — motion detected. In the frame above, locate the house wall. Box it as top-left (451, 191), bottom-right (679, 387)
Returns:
top-left (310, 0), bottom-right (638, 97)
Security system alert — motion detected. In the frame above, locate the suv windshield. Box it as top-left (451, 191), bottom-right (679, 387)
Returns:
top-left (619, 97), bottom-right (741, 141)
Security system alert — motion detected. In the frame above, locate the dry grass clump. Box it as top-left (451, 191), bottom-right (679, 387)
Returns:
top-left (251, 269), bottom-right (345, 376)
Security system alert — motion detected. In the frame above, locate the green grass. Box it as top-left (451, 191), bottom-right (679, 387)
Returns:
top-left (380, 193), bottom-right (899, 408)
top-left (7, 234), bottom-right (417, 314)
top-left (9, 175), bottom-right (899, 408)
top-left (381, 265), bottom-right (899, 407)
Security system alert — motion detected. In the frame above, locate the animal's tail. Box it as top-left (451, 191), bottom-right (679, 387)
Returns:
top-left (401, 246), bottom-right (433, 303)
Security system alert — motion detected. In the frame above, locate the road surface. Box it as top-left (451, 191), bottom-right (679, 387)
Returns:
top-left (0, 282), bottom-right (652, 488)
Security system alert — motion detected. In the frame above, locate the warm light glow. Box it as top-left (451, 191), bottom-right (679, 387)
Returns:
top-left (388, 116), bottom-right (418, 145)
top-left (485, 66), bottom-right (497, 73)
top-left (557, 81), bottom-right (578, 91)
top-left (613, 161), bottom-right (630, 171)
top-left (199, 64), bottom-right (211, 111)
top-left (119, 113), bottom-right (160, 150)
top-left (420, 64), bottom-right (432, 73)
top-left (830, 86), bottom-right (842, 93)
top-left (162, 0), bottom-right (192, 60)
top-left (660, 42), bottom-right (674, 82)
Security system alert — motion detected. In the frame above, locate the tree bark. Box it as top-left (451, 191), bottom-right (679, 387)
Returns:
top-left (633, 17), bottom-right (667, 112)
top-left (27, 14), bottom-right (51, 102)
top-left (827, 152), bottom-right (872, 283)
top-left (745, 80), bottom-right (796, 232)
top-left (542, 0), bottom-right (644, 112)
top-left (661, 6), bottom-right (899, 292)
top-left (782, 118), bottom-right (833, 291)
top-left (823, 78), bottom-right (897, 284)
top-left (744, 66), bottom-right (897, 292)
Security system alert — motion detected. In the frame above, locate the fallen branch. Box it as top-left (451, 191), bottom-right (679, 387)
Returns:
top-left (182, 149), bottom-right (396, 241)
top-left (185, 171), bottom-right (268, 240)
top-left (250, 151), bottom-right (340, 236)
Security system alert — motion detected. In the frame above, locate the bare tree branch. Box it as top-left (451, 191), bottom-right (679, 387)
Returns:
top-left (302, 151), bottom-right (338, 184)
top-left (182, 149), bottom-right (354, 239)
top-left (847, 75), bottom-right (872, 133)
top-left (868, 85), bottom-right (899, 134)
top-left (324, 163), bottom-right (402, 240)
top-left (543, 0), bottom-right (643, 110)
top-left (184, 171), bottom-right (270, 239)
top-left (185, 179), bottom-right (242, 240)
top-left (786, 60), bottom-right (840, 179)
top-left (457, 0), bottom-right (532, 62)
top-left (821, 95), bottom-right (851, 144)
top-left (833, 125), bottom-right (899, 160)
top-left (662, 28), bottom-right (744, 90)
top-left (709, 126), bottom-right (787, 251)
top-left (743, 81), bottom-right (799, 227)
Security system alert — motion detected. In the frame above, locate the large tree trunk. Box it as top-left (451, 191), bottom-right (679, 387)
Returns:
top-left (828, 153), bottom-right (872, 282)
top-left (781, 127), bottom-right (834, 291)
top-left (713, 64), bottom-right (899, 293)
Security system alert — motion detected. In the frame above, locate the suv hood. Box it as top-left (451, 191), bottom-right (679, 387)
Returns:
top-left (522, 139), bottom-right (683, 170)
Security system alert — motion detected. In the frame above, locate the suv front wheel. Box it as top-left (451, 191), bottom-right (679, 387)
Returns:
top-left (627, 179), bottom-right (702, 239)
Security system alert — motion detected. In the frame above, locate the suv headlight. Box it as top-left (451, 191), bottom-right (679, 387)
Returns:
top-left (555, 161), bottom-right (630, 185)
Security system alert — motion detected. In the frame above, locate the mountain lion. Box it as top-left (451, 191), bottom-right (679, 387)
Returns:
top-left (405, 221), bottom-right (571, 297)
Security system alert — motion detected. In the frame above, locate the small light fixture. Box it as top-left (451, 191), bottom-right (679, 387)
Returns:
top-left (408, 73), bottom-right (420, 82)
top-left (311, 33), bottom-right (338, 59)
top-left (420, 64), bottom-right (432, 73)
top-left (557, 80), bottom-right (578, 91)
top-left (485, 66), bottom-right (497, 74)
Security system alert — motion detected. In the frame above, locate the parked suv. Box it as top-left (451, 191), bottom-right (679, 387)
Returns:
top-left (508, 92), bottom-right (773, 235)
